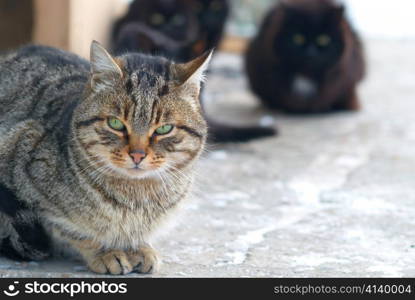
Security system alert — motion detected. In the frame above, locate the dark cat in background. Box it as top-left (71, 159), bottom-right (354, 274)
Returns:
top-left (246, 0), bottom-right (365, 113)
top-left (112, 0), bottom-right (229, 61)
top-left (112, 0), bottom-right (276, 142)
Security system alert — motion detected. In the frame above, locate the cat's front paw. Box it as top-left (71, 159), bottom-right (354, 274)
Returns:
top-left (87, 247), bottom-right (160, 275)
top-left (88, 250), bottom-right (134, 275)
top-left (128, 246), bottom-right (160, 274)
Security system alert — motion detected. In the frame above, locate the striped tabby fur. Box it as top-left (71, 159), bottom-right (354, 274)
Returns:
top-left (0, 41), bottom-right (210, 274)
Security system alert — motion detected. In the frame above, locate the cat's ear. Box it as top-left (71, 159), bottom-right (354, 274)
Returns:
top-left (331, 4), bottom-right (345, 22)
top-left (90, 40), bottom-right (123, 91)
top-left (279, 2), bottom-right (298, 21)
top-left (174, 50), bottom-right (213, 90)
top-left (280, 0), bottom-right (290, 9)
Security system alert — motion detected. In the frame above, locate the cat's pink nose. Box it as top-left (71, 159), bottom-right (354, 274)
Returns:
top-left (129, 150), bottom-right (146, 164)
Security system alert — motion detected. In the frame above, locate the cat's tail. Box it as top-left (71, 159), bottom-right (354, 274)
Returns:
top-left (0, 185), bottom-right (51, 261)
top-left (206, 119), bottom-right (277, 143)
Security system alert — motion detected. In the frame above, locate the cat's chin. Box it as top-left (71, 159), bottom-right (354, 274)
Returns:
top-left (114, 167), bottom-right (161, 180)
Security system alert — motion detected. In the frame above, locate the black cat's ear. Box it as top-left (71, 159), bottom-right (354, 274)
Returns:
top-left (279, 1), bottom-right (297, 19)
top-left (280, 0), bottom-right (289, 8)
top-left (90, 40), bottom-right (123, 91)
top-left (331, 4), bottom-right (345, 22)
top-left (174, 50), bottom-right (213, 89)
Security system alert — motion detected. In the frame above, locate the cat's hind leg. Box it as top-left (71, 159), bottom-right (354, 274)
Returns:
top-left (334, 89), bottom-right (361, 111)
top-left (0, 184), bottom-right (51, 261)
top-left (0, 120), bottom-right (51, 261)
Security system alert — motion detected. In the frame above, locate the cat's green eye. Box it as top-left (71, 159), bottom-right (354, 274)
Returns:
top-left (155, 124), bottom-right (174, 135)
top-left (108, 117), bottom-right (125, 131)
top-left (292, 34), bottom-right (306, 45)
top-left (151, 13), bottom-right (165, 25)
top-left (316, 34), bottom-right (331, 47)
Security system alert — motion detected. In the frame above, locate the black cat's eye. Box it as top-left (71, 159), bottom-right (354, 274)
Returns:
top-left (150, 13), bottom-right (165, 25)
top-left (292, 34), bottom-right (306, 46)
top-left (316, 34), bottom-right (331, 47)
top-left (171, 14), bottom-right (185, 26)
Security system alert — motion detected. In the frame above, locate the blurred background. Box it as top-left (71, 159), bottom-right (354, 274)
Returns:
top-left (2, 0), bottom-right (415, 58)
top-left (228, 0), bottom-right (415, 39)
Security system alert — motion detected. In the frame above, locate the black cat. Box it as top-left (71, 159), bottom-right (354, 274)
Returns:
top-left (113, 0), bottom-right (229, 61)
top-left (246, 0), bottom-right (365, 113)
top-left (112, 0), bottom-right (276, 142)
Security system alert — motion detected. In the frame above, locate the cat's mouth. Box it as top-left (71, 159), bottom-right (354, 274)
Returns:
top-left (126, 165), bottom-right (147, 172)
top-left (128, 166), bottom-right (147, 173)
top-left (112, 167), bottom-right (151, 179)
top-left (113, 163), bottom-right (161, 179)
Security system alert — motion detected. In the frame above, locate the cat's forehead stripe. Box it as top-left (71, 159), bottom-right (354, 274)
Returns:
top-left (119, 53), bottom-right (174, 131)
top-left (123, 53), bottom-right (172, 103)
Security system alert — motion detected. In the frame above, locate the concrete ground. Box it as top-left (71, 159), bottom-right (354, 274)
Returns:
top-left (1, 39), bottom-right (415, 277)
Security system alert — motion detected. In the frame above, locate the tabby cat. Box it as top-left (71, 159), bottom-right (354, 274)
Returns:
top-left (112, 0), bottom-right (276, 142)
top-left (0, 41), bottom-right (210, 274)
top-left (246, 0), bottom-right (365, 113)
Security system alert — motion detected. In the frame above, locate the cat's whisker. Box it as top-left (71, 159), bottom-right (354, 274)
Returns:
top-left (164, 164), bottom-right (193, 182)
